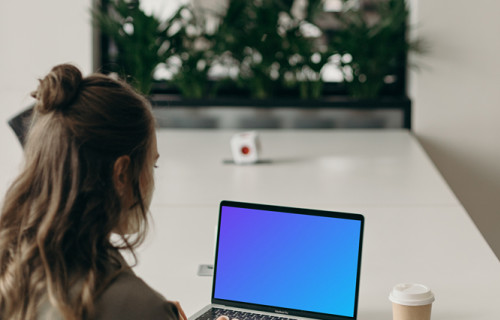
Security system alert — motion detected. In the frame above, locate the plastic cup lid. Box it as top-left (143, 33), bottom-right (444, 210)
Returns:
top-left (389, 283), bottom-right (435, 306)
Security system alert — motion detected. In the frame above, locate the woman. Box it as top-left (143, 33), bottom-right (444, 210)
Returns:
top-left (0, 64), bottom-right (187, 320)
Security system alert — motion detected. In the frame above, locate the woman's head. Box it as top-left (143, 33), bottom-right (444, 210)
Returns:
top-left (27, 63), bottom-right (156, 245)
top-left (0, 64), bottom-right (157, 319)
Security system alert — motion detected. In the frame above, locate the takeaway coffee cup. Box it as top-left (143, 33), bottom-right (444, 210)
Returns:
top-left (389, 283), bottom-right (435, 320)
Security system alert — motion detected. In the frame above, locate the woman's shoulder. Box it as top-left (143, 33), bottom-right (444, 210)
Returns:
top-left (94, 270), bottom-right (179, 320)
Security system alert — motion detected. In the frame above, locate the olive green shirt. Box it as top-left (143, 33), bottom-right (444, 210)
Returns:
top-left (38, 255), bottom-right (179, 320)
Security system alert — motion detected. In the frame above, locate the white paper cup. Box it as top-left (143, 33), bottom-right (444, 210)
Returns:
top-left (389, 283), bottom-right (435, 320)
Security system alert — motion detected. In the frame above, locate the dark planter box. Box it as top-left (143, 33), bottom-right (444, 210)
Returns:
top-left (150, 95), bottom-right (412, 130)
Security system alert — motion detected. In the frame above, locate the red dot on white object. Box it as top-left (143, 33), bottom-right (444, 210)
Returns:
top-left (241, 146), bottom-right (250, 155)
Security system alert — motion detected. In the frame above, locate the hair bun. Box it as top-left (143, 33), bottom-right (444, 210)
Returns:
top-left (32, 64), bottom-right (83, 114)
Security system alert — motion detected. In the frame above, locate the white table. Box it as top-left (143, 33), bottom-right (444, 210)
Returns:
top-left (153, 130), bottom-right (457, 207)
top-left (130, 129), bottom-right (499, 320)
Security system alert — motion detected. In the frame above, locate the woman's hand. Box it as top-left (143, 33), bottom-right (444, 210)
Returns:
top-left (171, 305), bottom-right (233, 320)
top-left (171, 300), bottom-right (188, 320)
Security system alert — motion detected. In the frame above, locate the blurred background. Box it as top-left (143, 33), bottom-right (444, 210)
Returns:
top-left (0, 0), bottom-right (499, 260)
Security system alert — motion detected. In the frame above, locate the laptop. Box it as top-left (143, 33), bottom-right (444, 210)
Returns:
top-left (189, 201), bottom-right (364, 320)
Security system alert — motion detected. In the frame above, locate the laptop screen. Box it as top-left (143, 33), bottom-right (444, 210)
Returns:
top-left (212, 201), bottom-right (364, 319)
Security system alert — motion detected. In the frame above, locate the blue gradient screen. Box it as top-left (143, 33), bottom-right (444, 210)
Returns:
top-left (214, 206), bottom-right (362, 318)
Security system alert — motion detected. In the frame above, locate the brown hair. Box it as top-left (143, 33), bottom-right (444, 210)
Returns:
top-left (0, 64), bottom-right (155, 319)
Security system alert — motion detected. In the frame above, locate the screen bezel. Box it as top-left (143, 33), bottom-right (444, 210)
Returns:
top-left (211, 200), bottom-right (364, 320)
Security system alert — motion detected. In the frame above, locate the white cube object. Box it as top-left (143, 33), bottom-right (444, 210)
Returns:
top-left (230, 131), bottom-right (261, 164)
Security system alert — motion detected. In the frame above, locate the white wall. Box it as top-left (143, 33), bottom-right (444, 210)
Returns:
top-left (412, 0), bottom-right (500, 259)
top-left (0, 0), bottom-right (93, 197)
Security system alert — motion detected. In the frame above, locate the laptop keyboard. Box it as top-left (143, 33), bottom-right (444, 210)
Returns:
top-left (197, 307), bottom-right (294, 320)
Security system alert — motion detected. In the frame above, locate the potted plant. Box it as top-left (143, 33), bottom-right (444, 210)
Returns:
top-left (328, 0), bottom-right (425, 99)
top-left (161, 5), bottom-right (219, 99)
top-left (210, 0), bottom-right (327, 99)
top-left (93, 0), bottom-right (171, 95)
top-left (92, 0), bottom-right (420, 129)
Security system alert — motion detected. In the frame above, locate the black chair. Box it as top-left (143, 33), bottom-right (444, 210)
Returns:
top-left (8, 105), bottom-right (34, 147)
